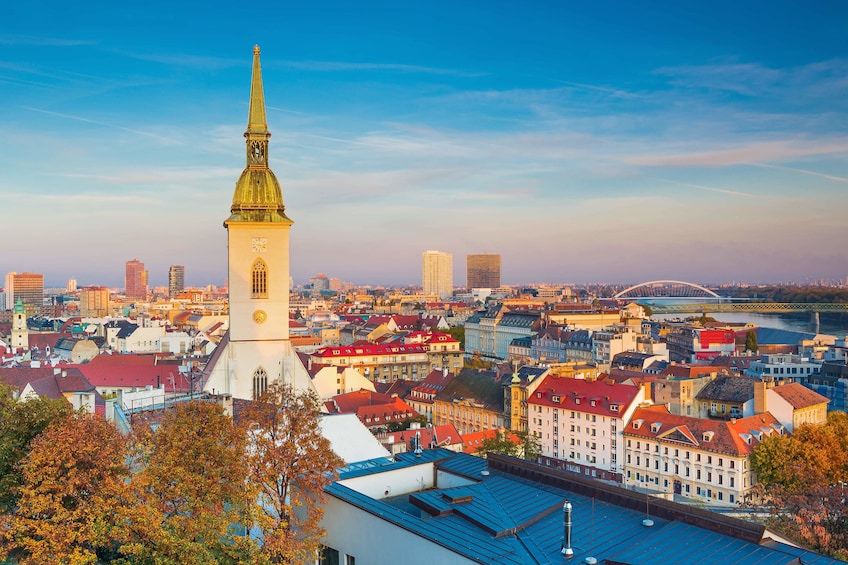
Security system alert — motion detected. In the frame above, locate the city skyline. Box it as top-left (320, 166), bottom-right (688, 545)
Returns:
top-left (2, 2), bottom-right (847, 288)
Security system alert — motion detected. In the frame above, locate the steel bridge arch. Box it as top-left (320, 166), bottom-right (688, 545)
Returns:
top-left (614, 280), bottom-right (721, 299)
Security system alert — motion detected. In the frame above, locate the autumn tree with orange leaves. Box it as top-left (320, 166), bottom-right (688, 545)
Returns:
top-left (120, 400), bottom-right (267, 565)
top-left (241, 382), bottom-right (343, 564)
top-left (0, 413), bottom-right (130, 565)
top-left (749, 411), bottom-right (848, 559)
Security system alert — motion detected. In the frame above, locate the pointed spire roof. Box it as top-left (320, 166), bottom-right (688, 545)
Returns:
top-left (14, 297), bottom-right (25, 314)
top-left (226, 45), bottom-right (291, 225)
top-left (247, 45), bottom-right (268, 135)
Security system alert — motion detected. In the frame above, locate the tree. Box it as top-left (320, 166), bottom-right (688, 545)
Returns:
top-left (0, 413), bottom-right (129, 565)
top-left (444, 326), bottom-right (465, 349)
top-left (748, 413), bottom-right (848, 559)
top-left (477, 429), bottom-right (522, 457)
top-left (745, 330), bottom-right (758, 353)
top-left (122, 400), bottom-right (265, 565)
top-left (0, 384), bottom-right (73, 513)
top-left (240, 383), bottom-right (343, 565)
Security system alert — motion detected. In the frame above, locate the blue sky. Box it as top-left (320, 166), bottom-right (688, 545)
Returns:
top-left (1, 1), bottom-right (847, 289)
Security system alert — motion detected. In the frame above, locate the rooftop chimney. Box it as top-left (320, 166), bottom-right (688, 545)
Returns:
top-left (561, 500), bottom-right (573, 557)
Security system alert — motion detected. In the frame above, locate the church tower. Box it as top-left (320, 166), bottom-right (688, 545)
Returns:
top-left (11, 298), bottom-right (28, 351)
top-left (204, 46), bottom-right (313, 400)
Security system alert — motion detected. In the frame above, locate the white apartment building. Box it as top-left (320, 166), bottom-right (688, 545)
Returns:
top-left (745, 353), bottom-right (821, 382)
top-left (528, 375), bottom-right (645, 483)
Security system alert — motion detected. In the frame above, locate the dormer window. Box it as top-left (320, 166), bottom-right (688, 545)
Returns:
top-left (751, 430), bottom-right (763, 441)
top-left (739, 433), bottom-right (752, 444)
top-left (590, 400), bottom-right (597, 407)
top-left (702, 431), bottom-right (714, 442)
top-left (610, 404), bottom-right (620, 412)
top-left (651, 422), bottom-right (662, 433)
top-left (552, 395), bottom-right (560, 403)
top-left (575, 398), bottom-right (581, 405)
top-left (632, 419), bottom-right (643, 430)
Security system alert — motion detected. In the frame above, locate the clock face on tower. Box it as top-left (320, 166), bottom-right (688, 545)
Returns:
top-left (253, 310), bottom-right (267, 324)
top-left (251, 237), bottom-right (267, 252)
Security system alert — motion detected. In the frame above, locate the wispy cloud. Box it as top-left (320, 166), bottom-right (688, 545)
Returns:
top-left (748, 162), bottom-right (848, 183)
top-left (279, 60), bottom-right (484, 77)
top-left (49, 167), bottom-right (240, 185)
top-left (24, 107), bottom-right (180, 145)
top-left (0, 35), bottom-right (96, 47)
top-left (651, 177), bottom-right (757, 198)
top-left (623, 140), bottom-right (848, 167)
top-left (557, 80), bottom-right (640, 99)
top-left (112, 50), bottom-right (243, 70)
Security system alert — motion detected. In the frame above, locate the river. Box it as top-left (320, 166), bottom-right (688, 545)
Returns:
top-left (652, 311), bottom-right (847, 339)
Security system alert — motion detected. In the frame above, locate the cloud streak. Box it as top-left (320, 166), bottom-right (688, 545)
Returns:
top-left (24, 107), bottom-right (180, 145)
top-left (0, 35), bottom-right (96, 47)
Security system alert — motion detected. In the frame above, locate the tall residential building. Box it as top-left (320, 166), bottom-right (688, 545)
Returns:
top-left (202, 46), bottom-right (315, 401)
top-left (3, 272), bottom-right (14, 310)
top-left (422, 250), bottom-right (453, 300)
top-left (125, 259), bottom-right (148, 300)
top-left (169, 265), bottom-right (185, 297)
top-left (466, 253), bottom-right (501, 289)
top-left (80, 286), bottom-right (111, 317)
top-left (67, 278), bottom-right (78, 292)
top-left (7, 272), bottom-right (44, 314)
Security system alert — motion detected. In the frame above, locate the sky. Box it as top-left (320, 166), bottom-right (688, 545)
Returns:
top-left (1, 1), bottom-right (847, 289)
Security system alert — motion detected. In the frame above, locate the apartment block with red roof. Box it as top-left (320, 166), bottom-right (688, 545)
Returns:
top-left (309, 342), bottom-right (430, 383)
top-left (527, 375), bottom-right (645, 483)
top-left (623, 405), bottom-right (784, 505)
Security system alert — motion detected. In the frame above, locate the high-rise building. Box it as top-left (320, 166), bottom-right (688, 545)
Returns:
top-left (466, 253), bottom-right (501, 289)
top-left (4, 272), bottom-right (14, 311)
top-left (80, 286), bottom-right (110, 317)
top-left (310, 273), bottom-right (330, 294)
top-left (422, 250), bottom-right (453, 300)
top-left (7, 272), bottom-right (44, 314)
top-left (67, 278), bottom-right (78, 292)
top-left (203, 46), bottom-right (315, 401)
top-left (169, 265), bottom-right (185, 297)
top-left (125, 259), bottom-right (148, 300)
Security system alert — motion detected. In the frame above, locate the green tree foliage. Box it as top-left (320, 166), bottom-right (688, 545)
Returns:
top-left (476, 430), bottom-right (540, 461)
top-left (121, 401), bottom-right (266, 565)
top-left (0, 384), bottom-right (73, 513)
top-left (444, 326), bottom-right (465, 349)
top-left (0, 413), bottom-right (129, 565)
top-left (749, 412), bottom-right (848, 559)
top-left (241, 383), bottom-right (343, 564)
top-left (745, 330), bottom-right (758, 353)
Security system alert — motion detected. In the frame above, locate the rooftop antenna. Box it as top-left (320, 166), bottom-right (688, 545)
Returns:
top-left (642, 484), bottom-right (654, 527)
top-left (414, 430), bottom-right (422, 456)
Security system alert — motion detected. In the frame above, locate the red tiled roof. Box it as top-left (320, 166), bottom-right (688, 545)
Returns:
top-left (624, 405), bottom-right (784, 456)
top-left (772, 383), bottom-right (829, 410)
top-left (461, 428), bottom-right (520, 454)
top-left (312, 343), bottom-right (426, 358)
top-left (355, 397), bottom-right (418, 426)
top-left (326, 389), bottom-right (396, 414)
top-left (0, 366), bottom-right (59, 392)
top-left (383, 424), bottom-right (461, 449)
top-left (88, 353), bottom-right (156, 366)
top-left (77, 364), bottom-right (191, 392)
top-left (527, 375), bottom-right (642, 418)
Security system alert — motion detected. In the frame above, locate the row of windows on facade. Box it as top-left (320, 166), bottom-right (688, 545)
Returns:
top-left (626, 455), bottom-right (743, 487)
top-left (626, 440), bottom-right (745, 468)
top-left (628, 472), bottom-right (739, 504)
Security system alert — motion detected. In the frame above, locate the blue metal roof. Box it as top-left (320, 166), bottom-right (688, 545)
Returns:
top-left (326, 450), bottom-right (847, 565)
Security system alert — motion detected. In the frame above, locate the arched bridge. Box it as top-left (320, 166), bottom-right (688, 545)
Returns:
top-left (648, 302), bottom-right (848, 314)
top-left (614, 280), bottom-right (721, 300)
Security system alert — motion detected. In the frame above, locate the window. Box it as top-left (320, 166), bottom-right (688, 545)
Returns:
top-left (251, 259), bottom-right (268, 298)
top-left (346, 554), bottom-right (356, 565)
top-left (252, 367), bottom-right (268, 400)
top-left (320, 546), bottom-right (340, 565)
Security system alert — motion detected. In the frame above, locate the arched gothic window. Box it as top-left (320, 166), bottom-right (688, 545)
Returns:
top-left (253, 367), bottom-right (268, 400)
top-left (252, 259), bottom-right (268, 298)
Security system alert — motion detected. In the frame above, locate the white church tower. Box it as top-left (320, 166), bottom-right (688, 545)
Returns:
top-left (203, 46), bottom-right (314, 400)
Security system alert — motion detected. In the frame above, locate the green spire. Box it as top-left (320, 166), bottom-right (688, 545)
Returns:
top-left (14, 297), bottom-right (24, 314)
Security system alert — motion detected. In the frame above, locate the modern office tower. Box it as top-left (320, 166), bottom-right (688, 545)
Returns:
top-left (8, 272), bottom-right (44, 313)
top-left (125, 259), bottom-right (148, 300)
top-left (80, 286), bottom-right (110, 317)
top-left (310, 273), bottom-right (330, 293)
top-left (169, 265), bottom-right (185, 297)
top-left (422, 250), bottom-right (453, 300)
top-left (466, 253), bottom-right (501, 289)
top-left (329, 277), bottom-right (343, 292)
top-left (3, 272), bottom-right (14, 310)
